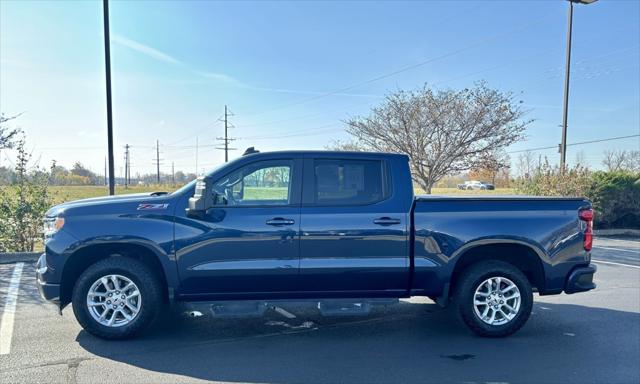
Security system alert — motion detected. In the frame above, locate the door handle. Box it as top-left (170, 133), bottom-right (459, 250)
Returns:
top-left (266, 217), bottom-right (295, 226)
top-left (373, 217), bottom-right (401, 226)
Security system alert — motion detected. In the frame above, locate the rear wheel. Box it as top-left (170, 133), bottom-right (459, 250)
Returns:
top-left (454, 261), bottom-right (533, 337)
top-left (72, 257), bottom-right (162, 339)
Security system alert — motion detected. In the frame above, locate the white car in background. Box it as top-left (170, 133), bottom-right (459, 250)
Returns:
top-left (457, 180), bottom-right (495, 190)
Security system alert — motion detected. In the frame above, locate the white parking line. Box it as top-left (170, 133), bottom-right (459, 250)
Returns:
top-left (594, 246), bottom-right (640, 254)
top-left (592, 259), bottom-right (640, 269)
top-left (596, 237), bottom-right (640, 244)
top-left (0, 262), bottom-right (24, 355)
top-left (274, 306), bottom-right (297, 319)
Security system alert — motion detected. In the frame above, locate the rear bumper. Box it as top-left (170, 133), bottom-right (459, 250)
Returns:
top-left (565, 264), bottom-right (597, 294)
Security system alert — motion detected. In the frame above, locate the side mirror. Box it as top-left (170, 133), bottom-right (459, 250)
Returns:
top-left (186, 176), bottom-right (214, 219)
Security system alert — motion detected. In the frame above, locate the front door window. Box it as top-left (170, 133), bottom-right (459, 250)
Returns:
top-left (212, 161), bottom-right (292, 206)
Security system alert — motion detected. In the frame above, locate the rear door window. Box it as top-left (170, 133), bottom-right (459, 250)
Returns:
top-left (312, 159), bottom-right (390, 205)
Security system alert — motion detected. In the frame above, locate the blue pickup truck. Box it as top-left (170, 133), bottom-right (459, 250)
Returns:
top-left (37, 150), bottom-right (596, 339)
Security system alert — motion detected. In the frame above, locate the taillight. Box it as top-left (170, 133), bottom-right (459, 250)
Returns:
top-left (579, 209), bottom-right (594, 251)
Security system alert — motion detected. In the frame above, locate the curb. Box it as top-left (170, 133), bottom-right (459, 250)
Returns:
top-left (595, 229), bottom-right (640, 237)
top-left (0, 252), bottom-right (40, 264)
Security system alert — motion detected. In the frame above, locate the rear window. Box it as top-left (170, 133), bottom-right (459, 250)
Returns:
top-left (313, 159), bottom-right (390, 205)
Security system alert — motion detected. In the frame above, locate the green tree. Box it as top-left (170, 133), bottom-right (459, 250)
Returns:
top-left (71, 162), bottom-right (98, 184)
top-left (0, 136), bottom-right (53, 252)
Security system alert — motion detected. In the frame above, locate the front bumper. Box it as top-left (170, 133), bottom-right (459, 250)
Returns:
top-left (565, 264), bottom-right (597, 294)
top-left (36, 279), bottom-right (61, 303)
top-left (36, 253), bottom-right (60, 303)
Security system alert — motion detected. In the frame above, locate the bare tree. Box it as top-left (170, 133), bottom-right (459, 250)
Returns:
top-left (0, 113), bottom-right (22, 149)
top-left (325, 139), bottom-right (364, 152)
top-left (344, 83), bottom-right (530, 193)
top-left (603, 150), bottom-right (640, 172)
top-left (516, 151), bottom-right (536, 179)
top-left (574, 150), bottom-right (587, 167)
top-left (626, 150), bottom-right (640, 173)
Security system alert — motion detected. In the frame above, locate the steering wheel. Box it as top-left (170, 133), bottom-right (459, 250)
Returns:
top-left (212, 187), bottom-right (232, 206)
top-left (224, 188), bottom-right (236, 205)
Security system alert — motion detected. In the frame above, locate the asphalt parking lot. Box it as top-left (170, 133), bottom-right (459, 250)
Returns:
top-left (0, 237), bottom-right (638, 384)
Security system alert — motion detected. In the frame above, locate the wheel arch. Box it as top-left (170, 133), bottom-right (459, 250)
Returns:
top-left (60, 242), bottom-right (171, 307)
top-left (450, 240), bottom-right (547, 294)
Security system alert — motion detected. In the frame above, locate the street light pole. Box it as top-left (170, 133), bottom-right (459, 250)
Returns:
top-left (560, 1), bottom-right (573, 170)
top-left (560, 0), bottom-right (597, 169)
top-left (103, 0), bottom-right (115, 195)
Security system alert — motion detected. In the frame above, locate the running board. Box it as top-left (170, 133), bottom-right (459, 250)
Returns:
top-left (180, 299), bottom-right (399, 318)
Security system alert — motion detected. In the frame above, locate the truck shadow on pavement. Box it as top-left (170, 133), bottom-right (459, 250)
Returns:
top-left (75, 301), bottom-right (640, 384)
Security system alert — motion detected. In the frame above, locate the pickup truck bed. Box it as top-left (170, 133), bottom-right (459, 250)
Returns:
top-left (412, 196), bottom-right (593, 299)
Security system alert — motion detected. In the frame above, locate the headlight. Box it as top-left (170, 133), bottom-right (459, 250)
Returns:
top-left (43, 216), bottom-right (65, 237)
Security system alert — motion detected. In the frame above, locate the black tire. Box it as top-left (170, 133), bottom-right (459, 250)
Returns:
top-left (72, 257), bottom-right (162, 340)
top-left (454, 260), bottom-right (533, 337)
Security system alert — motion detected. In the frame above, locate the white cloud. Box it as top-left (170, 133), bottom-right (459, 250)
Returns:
top-left (111, 34), bottom-right (380, 99)
top-left (111, 34), bottom-right (183, 66)
top-left (194, 71), bottom-right (243, 85)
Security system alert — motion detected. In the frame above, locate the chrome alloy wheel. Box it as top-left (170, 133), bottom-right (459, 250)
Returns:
top-left (473, 276), bottom-right (521, 326)
top-left (86, 274), bottom-right (141, 327)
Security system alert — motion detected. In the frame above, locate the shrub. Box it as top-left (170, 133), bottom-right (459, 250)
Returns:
top-left (0, 137), bottom-right (53, 252)
top-left (516, 158), bottom-right (640, 229)
top-left (586, 171), bottom-right (640, 229)
top-left (515, 158), bottom-right (591, 197)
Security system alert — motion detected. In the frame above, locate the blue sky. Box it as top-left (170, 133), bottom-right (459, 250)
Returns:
top-left (1, 0), bottom-right (638, 176)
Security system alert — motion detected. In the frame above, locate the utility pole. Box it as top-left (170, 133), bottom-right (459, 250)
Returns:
top-left (156, 140), bottom-right (160, 184)
top-left (152, 140), bottom-right (163, 184)
top-left (124, 144), bottom-right (130, 189)
top-left (171, 161), bottom-right (175, 186)
top-left (216, 105), bottom-right (236, 162)
top-left (103, 0), bottom-right (115, 195)
top-left (559, 1), bottom-right (573, 170)
top-left (195, 136), bottom-right (198, 176)
top-left (224, 105), bottom-right (229, 162)
top-left (559, 0), bottom-right (598, 169)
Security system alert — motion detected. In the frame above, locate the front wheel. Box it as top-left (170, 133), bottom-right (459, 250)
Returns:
top-left (72, 257), bottom-right (162, 340)
top-left (454, 261), bottom-right (533, 337)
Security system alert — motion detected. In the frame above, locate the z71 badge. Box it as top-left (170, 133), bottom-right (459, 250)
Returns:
top-left (137, 203), bottom-right (169, 210)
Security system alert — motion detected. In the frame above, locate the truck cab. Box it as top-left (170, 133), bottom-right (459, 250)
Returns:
top-left (176, 151), bottom-right (413, 299)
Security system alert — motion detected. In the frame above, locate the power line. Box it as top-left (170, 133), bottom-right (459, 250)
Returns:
top-left (242, 46), bottom-right (638, 135)
top-left (232, 44), bottom-right (639, 133)
top-left (242, 12), bottom-right (554, 117)
top-left (167, 118), bottom-right (223, 146)
top-left (508, 134), bottom-right (640, 154)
